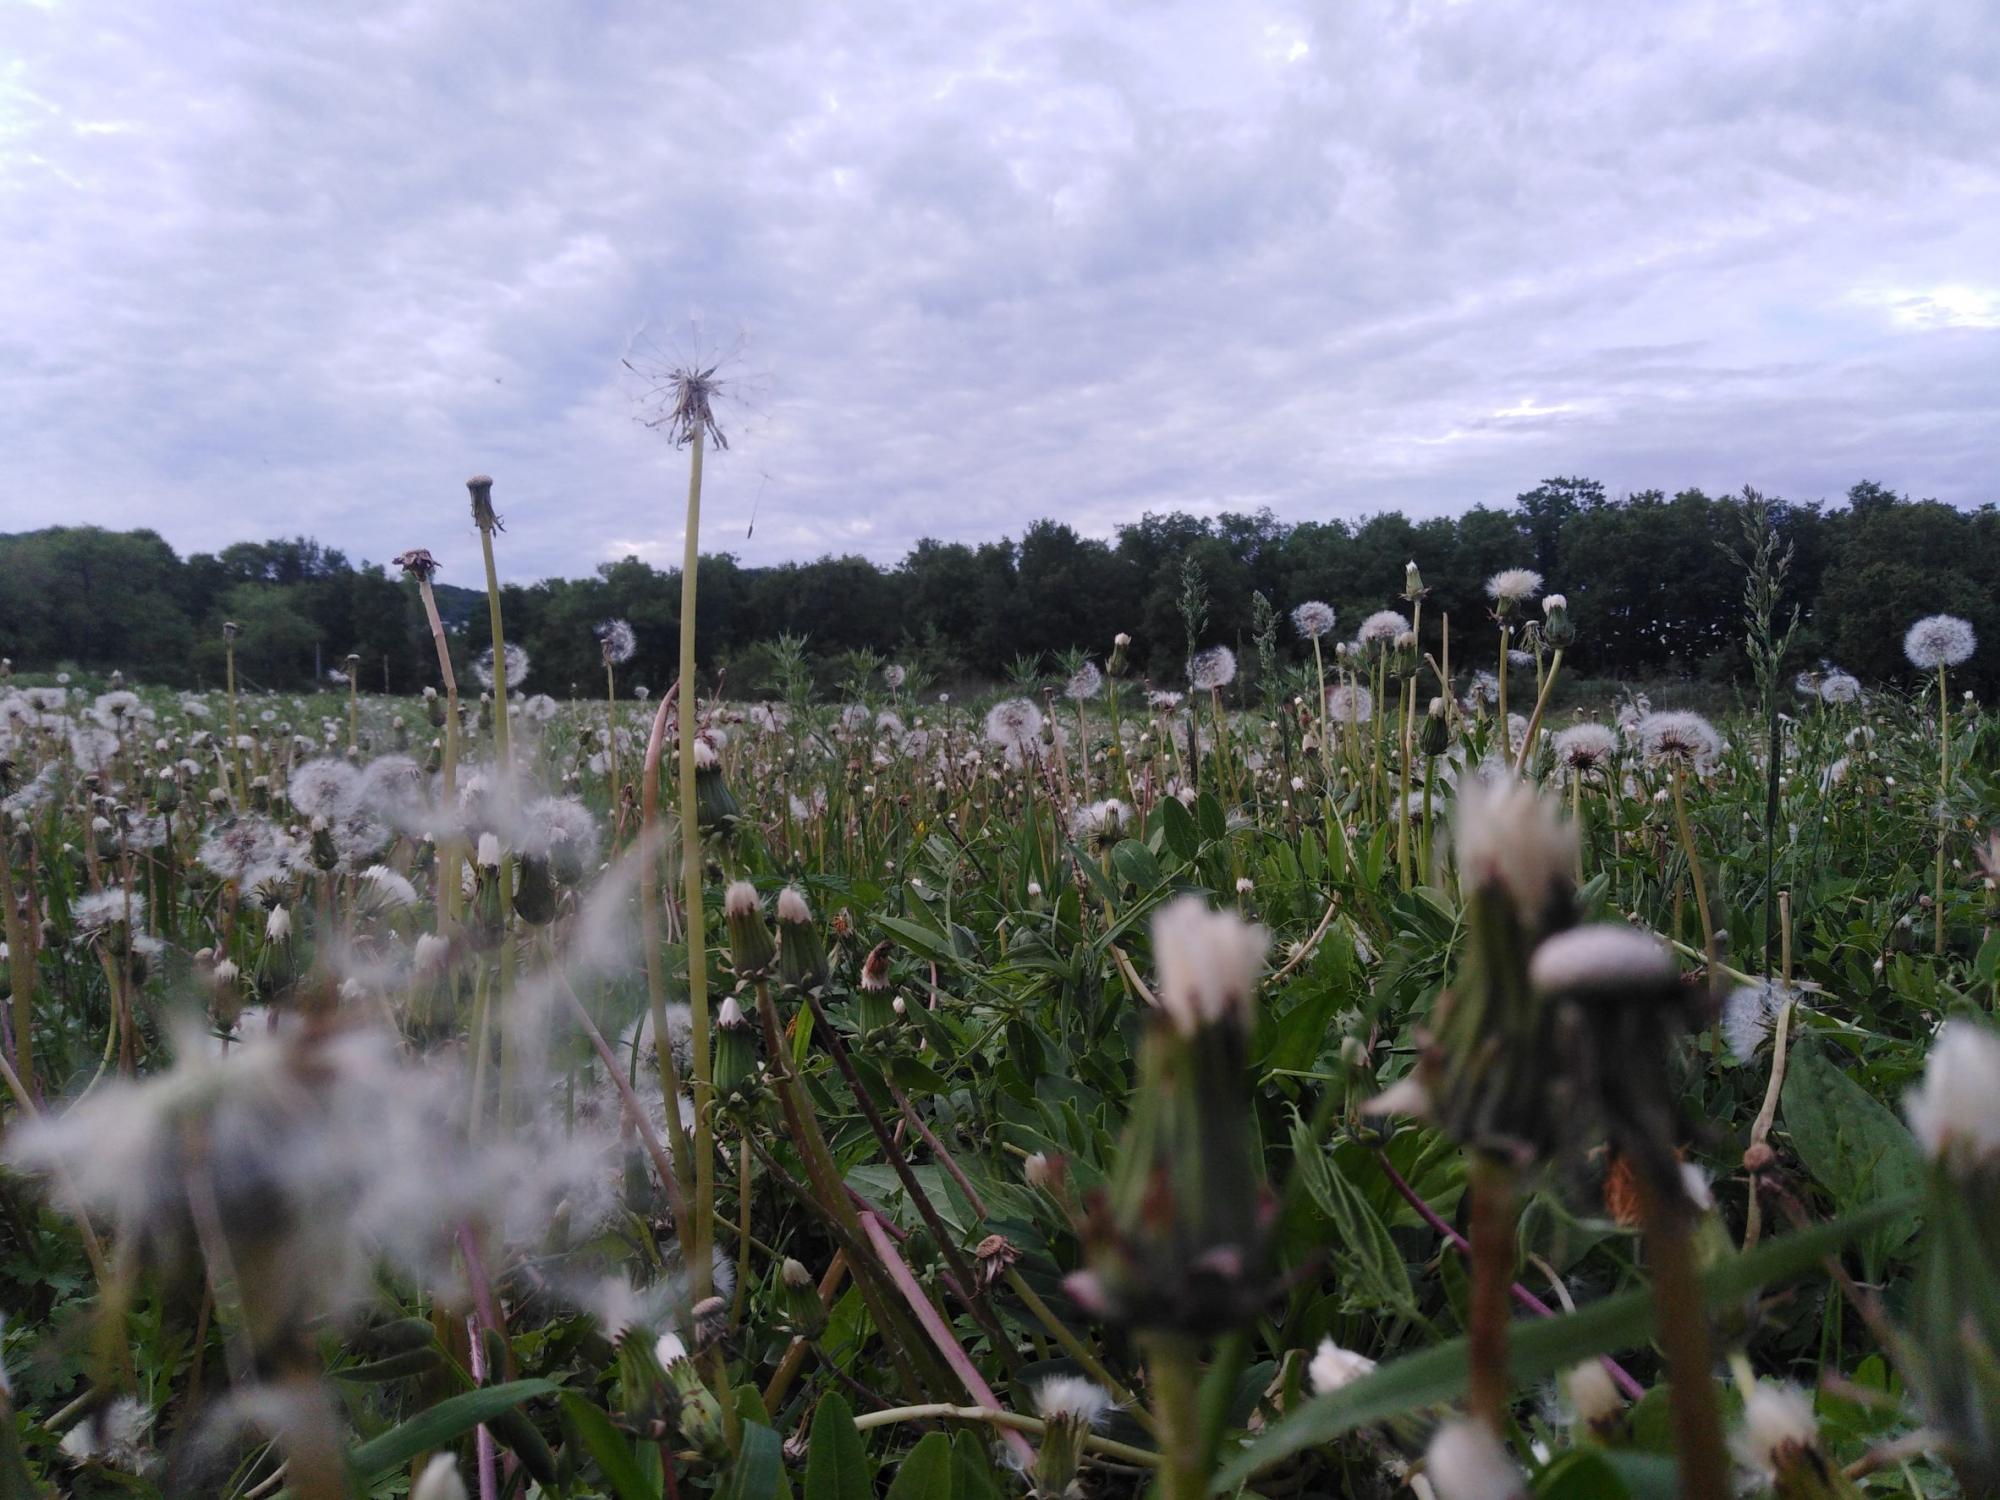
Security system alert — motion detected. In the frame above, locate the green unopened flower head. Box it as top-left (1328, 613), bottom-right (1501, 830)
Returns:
top-left (1541, 592), bottom-right (1575, 649)
top-left (712, 994), bottom-right (759, 1110)
top-left (780, 1256), bottom-right (825, 1338)
top-left (723, 881), bottom-right (775, 976)
top-left (1073, 896), bottom-right (1274, 1335)
top-left (693, 738), bottom-right (738, 831)
top-left (1419, 696), bottom-right (1452, 756)
top-left (775, 886), bottom-right (828, 992)
top-left (512, 852), bottom-right (558, 926)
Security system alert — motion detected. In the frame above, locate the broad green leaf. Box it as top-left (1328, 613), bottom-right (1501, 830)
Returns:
top-left (951, 1430), bottom-right (1006, 1500)
top-left (883, 1431), bottom-right (954, 1500)
top-left (1159, 796), bottom-right (1200, 862)
top-left (803, 1392), bottom-right (873, 1500)
top-left (876, 913), bottom-right (959, 968)
top-left (717, 1422), bottom-right (787, 1500)
top-left (1289, 1120), bottom-right (1414, 1310)
top-left (558, 1390), bottom-right (658, 1500)
top-left (343, 1379), bottom-right (558, 1485)
top-left (1782, 1044), bottom-right (1924, 1269)
top-left (1112, 837), bottom-right (1164, 891)
top-left (1213, 1194), bottom-right (1916, 1490)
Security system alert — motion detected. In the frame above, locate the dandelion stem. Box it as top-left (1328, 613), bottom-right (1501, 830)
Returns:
top-left (1669, 765), bottom-right (1717, 964)
top-left (1465, 1153), bottom-right (1518, 1432)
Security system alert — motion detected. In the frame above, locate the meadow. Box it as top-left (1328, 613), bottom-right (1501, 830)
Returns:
top-left (1, 481), bottom-right (1996, 1500)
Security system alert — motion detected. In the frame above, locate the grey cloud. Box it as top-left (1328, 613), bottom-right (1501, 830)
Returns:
top-left (1, 0), bottom-right (1994, 585)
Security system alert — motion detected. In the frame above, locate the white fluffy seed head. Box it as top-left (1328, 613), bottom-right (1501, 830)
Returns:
top-left (1905, 1020), bottom-right (2000, 1168)
top-left (1291, 601), bottom-right (1337, 640)
top-left (1485, 568), bottom-right (1543, 605)
top-left (1148, 894), bottom-right (1269, 1035)
top-left (1903, 613), bottom-right (1976, 670)
top-left (1424, 1419), bottom-right (1526, 1500)
top-left (1033, 1375), bottom-right (1113, 1428)
top-left (1308, 1338), bottom-right (1376, 1394)
top-left (1356, 609), bottom-right (1407, 646)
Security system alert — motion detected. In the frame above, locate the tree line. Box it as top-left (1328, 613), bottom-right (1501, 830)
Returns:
top-left (1, 479), bottom-right (1993, 699)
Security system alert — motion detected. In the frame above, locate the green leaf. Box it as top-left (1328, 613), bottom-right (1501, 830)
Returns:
top-left (951, 1430), bottom-right (1006, 1500)
top-left (1212, 1195), bottom-right (1917, 1490)
top-left (343, 1379), bottom-right (559, 1484)
top-left (1289, 1120), bottom-right (1413, 1311)
top-left (803, 1392), bottom-right (873, 1500)
top-left (876, 913), bottom-right (959, 968)
top-left (1782, 1044), bottom-right (1925, 1267)
top-left (1160, 796), bottom-right (1200, 862)
top-left (1112, 837), bottom-right (1164, 892)
top-left (718, 1422), bottom-right (787, 1500)
top-left (883, 1431), bottom-right (955, 1500)
top-left (557, 1391), bottom-right (657, 1500)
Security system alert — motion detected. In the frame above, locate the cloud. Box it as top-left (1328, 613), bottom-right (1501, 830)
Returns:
top-left (1, 0), bottom-right (1995, 586)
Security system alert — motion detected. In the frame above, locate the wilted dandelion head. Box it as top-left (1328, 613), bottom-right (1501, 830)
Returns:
top-left (1903, 613), bottom-right (1976, 670)
top-left (288, 757), bottom-right (360, 820)
top-left (1552, 722), bottom-right (1617, 773)
top-left (1188, 645), bottom-right (1236, 691)
top-left (1636, 710), bottom-right (1721, 773)
top-left (1290, 601), bottom-right (1336, 640)
top-left (1356, 610), bottom-right (1407, 647)
top-left (473, 643), bottom-right (531, 691)
top-left (984, 697), bottom-right (1044, 750)
top-left (1065, 661), bottom-right (1104, 702)
top-left (1485, 567), bottom-right (1543, 604)
top-left (596, 619), bottom-right (637, 665)
top-left (1147, 689), bottom-right (1184, 712)
top-left (392, 548), bottom-right (440, 582)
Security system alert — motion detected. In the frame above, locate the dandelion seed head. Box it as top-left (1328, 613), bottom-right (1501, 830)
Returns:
top-left (984, 698), bottom-right (1044, 750)
top-left (1552, 722), bottom-right (1617, 772)
top-left (1485, 568), bottom-right (1543, 604)
top-left (1636, 710), bottom-right (1721, 773)
top-left (1033, 1375), bottom-right (1113, 1428)
top-left (1290, 601), bottom-right (1336, 640)
top-left (1188, 645), bottom-right (1236, 691)
top-left (1356, 610), bottom-right (1407, 647)
top-left (473, 643), bottom-right (531, 691)
top-left (1065, 661), bottom-right (1104, 701)
top-left (1903, 613), bottom-right (1976, 670)
top-left (1149, 894), bottom-right (1269, 1034)
top-left (595, 618), bottom-right (637, 665)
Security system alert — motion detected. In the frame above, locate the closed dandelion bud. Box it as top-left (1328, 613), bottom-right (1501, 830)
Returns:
top-left (1393, 630), bottom-right (1420, 679)
top-left (1420, 697), bottom-right (1451, 756)
top-left (654, 1332), bottom-right (726, 1459)
top-left (723, 881), bottom-right (775, 975)
top-left (1541, 592), bottom-right (1575, 648)
top-left (249, 776), bottom-right (270, 813)
top-left (780, 1256), bottom-right (825, 1338)
top-left (1033, 1376), bottom-right (1112, 1498)
top-left (1108, 632), bottom-right (1132, 677)
top-left (513, 853), bottom-right (558, 926)
top-left (775, 887), bottom-right (827, 991)
top-left (1081, 895), bottom-right (1274, 1335)
top-left (154, 774), bottom-right (179, 814)
top-left (1405, 559), bottom-right (1424, 599)
top-left (425, 688), bottom-right (445, 728)
top-left (693, 740), bottom-right (738, 831)
top-left (713, 995), bottom-right (758, 1106)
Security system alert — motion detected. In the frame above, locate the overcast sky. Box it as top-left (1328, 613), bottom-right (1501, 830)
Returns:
top-left (4, 1), bottom-right (1996, 585)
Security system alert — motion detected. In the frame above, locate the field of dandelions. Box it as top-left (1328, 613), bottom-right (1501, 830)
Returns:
top-left (3, 492), bottom-right (1998, 1500)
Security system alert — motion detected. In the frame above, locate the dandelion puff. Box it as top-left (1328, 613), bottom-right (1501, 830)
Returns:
top-left (1032, 1375), bottom-right (1113, 1428)
top-left (1720, 980), bottom-right (1794, 1064)
top-left (984, 698), bottom-right (1044, 751)
top-left (69, 726), bottom-right (118, 772)
top-left (1291, 601), bottom-right (1337, 640)
top-left (1147, 689), bottom-right (1184, 712)
top-left (1465, 670), bottom-right (1500, 708)
top-left (1730, 1382), bottom-right (1820, 1480)
top-left (360, 865), bottom-right (418, 910)
top-left (1485, 568), bottom-right (1543, 605)
top-left (1903, 614), bottom-right (1976, 671)
top-left (412, 1453), bottom-right (469, 1500)
top-left (1454, 770), bottom-right (1576, 924)
top-left (1188, 645), bottom-right (1236, 691)
top-left (595, 618), bottom-right (637, 665)
top-left (1065, 661), bottom-right (1104, 701)
top-left (289, 757), bottom-right (360, 819)
top-left (1325, 682), bottom-right (1373, 726)
top-left (1356, 610), bottom-right (1406, 647)
top-left (73, 886), bottom-right (145, 935)
top-left (1552, 722), bottom-right (1617, 773)
top-left (473, 643), bottom-right (531, 691)
top-left (199, 817), bottom-right (286, 885)
top-left (1636, 710), bottom-right (1721, 774)
top-left (1818, 671), bottom-right (1862, 705)
top-left (58, 1394), bottom-right (151, 1471)
top-left (1070, 798), bottom-right (1133, 853)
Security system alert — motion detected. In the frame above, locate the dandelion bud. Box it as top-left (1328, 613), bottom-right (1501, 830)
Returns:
top-left (1420, 696), bottom-right (1452, 757)
top-left (466, 474), bottom-right (499, 532)
top-left (1150, 894), bottom-right (1269, 1036)
top-left (723, 881), bottom-right (775, 975)
top-left (1032, 1376), bottom-right (1112, 1498)
top-left (222, 620), bottom-right (241, 641)
top-left (1562, 1360), bottom-right (1624, 1440)
top-left (154, 774), bottom-right (180, 814)
top-left (693, 739), bottom-right (739, 831)
top-left (713, 995), bottom-right (759, 1108)
top-left (1405, 559), bottom-right (1424, 599)
top-left (1308, 1338), bottom-right (1377, 1394)
top-left (476, 833), bottom-right (501, 869)
top-left (212, 957), bottom-right (241, 988)
top-left (265, 905), bottom-right (291, 944)
top-left (1541, 592), bottom-right (1575, 648)
top-left (774, 886), bottom-right (828, 991)
top-left (1425, 1419), bottom-right (1527, 1500)
top-left (1108, 632), bottom-right (1132, 676)
top-left (412, 1454), bottom-right (469, 1500)
top-left (512, 853), bottom-right (558, 926)
top-left (414, 932), bottom-right (451, 974)
top-left (780, 1256), bottom-right (825, 1338)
